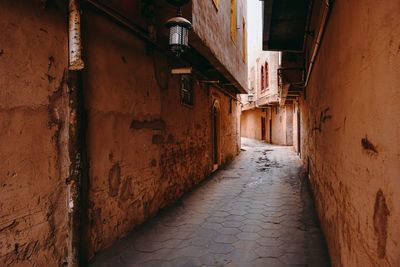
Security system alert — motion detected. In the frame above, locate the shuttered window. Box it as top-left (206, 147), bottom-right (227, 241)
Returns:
top-left (242, 18), bottom-right (246, 63)
top-left (231, 0), bottom-right (237, 41)
top-left (212, 0), bottom-right (219, 10)
top-left (181, 75), bottom-right (194, 106)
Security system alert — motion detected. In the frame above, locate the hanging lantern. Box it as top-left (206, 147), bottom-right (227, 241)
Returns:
top-left (247, 93), bottom-right (254, 103)
top-left (165, 9), bottom-right (192, 56)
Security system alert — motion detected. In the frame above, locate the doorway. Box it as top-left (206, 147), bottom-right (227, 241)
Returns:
top-left (269, 119), bottom-right (272, 144)
top-left (212, 100), bottom-right (220, 171)
top-left (261, 117), bottom-right (266, 141)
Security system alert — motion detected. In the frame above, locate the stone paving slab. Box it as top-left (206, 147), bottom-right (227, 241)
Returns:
top-left (90, 138), bottom-right (331, 267)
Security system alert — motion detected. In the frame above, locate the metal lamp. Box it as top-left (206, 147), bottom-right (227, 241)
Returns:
top-left (165, 1), bottom-right (192, 56)
top-left (247, 93), bottom-right (254, 103)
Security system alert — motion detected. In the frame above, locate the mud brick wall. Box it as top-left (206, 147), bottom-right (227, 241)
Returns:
top-left (299, 0), bottom-right (400, 266)
top-left (240, 109), bottom-right (263, 140)
top-left (0, 1), bottom-right (242, 263)
top-left (0, 1), bottom-right (69, 266)
top-left (268, 105), bottom-right (293, 146)
top-left (83, 10), bottom-right (240, 259)
top-left (192, 0), bottom-right (247, 90)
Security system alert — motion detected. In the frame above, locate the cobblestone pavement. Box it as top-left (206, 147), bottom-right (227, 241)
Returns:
top-left (90, 138), bottom-right (331, 267)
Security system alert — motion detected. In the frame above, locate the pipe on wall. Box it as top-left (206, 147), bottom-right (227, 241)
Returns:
top-left (304, 0), bottom-right (333, 87)
top-left (67, 0), bottom-right (88, 266)
top-left (67, 71), bottom-right (86, 267)
top-left (69, 0), bottom-right (84, 70)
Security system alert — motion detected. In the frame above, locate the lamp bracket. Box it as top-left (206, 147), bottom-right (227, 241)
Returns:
top-left (165, 0), bottom-right (191, 7)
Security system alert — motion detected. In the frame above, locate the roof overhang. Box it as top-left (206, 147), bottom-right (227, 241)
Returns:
top-left (262, 0), bottom-right (310, 52)
top-left (84, 0), bottom-right (245, 95)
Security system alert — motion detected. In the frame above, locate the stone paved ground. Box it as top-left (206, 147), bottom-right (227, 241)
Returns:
top-left (90, 138), bottom-right (331, 267)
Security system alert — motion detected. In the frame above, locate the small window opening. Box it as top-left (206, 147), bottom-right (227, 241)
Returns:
top-left (261, 66), bottom-right (264, 91)
top-left (264, 62), bottom-right (269, 89)
top-left (181, 75), bottom-right (193, 106)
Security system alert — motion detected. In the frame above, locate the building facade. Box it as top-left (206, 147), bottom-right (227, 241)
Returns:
top-left (241, 51), bottom-right (295, 146)
top-left (262, 0), bottom-right (400, 266)
top-left (0, 0), bottom-right (247, 265)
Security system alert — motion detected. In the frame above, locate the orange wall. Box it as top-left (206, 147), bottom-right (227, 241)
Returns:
top-left (0, 1), bottom-right (69, 265)
top-left (240, 109), bottom-right (264, 140)
top-left (83, 9), bottom-right (240, 259)
top-left (268, 105), bottom-right (293, 146)
top-left (0, 2), bottom-right (242, 265)
top-left (300, 0), bottom-right (400, 266)
top-left (292, 102), bottom-right (300, 153)
top-left (241, 105), bottom-right (294, 146)
top-left (192, 0), bottom-right (248, 90)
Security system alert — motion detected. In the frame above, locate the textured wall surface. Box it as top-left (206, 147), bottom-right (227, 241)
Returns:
top-left (83, 10), bottom-right (240, 259)
top-left (192, 0), bottom-right (247, 91)
top-left (241, 104), bottom-right (294, 146)
top-left (292, 102), bottom-right (300, 154)
top-left (82, 10), bottom-right (162, 258)
top-left (285, 104), bottom-right (294, 146)
top-left (269, 106), bottom-right (292, 146)
top-left (240, 109), bottom-right (263, 140)
top-left (255, 52), bottom-right (279, 100)
top-left (300, 0), bottom-right (400, 266)
top-left (0, 2), bottom-right (242, 264)
top-left (0, 1), bottom-right (69, 265)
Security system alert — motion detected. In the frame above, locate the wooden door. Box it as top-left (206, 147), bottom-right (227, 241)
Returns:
top-left (261, 117), bottom-right (266, 140)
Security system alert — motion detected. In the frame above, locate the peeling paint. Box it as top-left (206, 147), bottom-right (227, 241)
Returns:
top-left (361, 135), bottom-right (378, 155)
top-left (68, 0), bottom-right (84, 70)
top-left (297, 0), bottom-right (400, 265)
top-left (131, 119), bottom-right (166, 130)
top-left (373, 189), bottom-right (390, 259)
top-left (108, 163), bottom-right (121, 197)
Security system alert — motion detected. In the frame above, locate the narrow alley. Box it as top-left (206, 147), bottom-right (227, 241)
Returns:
top-left (1, 0), bottom-right (400, 266)
top-left (90, 138), bottom-right (330, 267)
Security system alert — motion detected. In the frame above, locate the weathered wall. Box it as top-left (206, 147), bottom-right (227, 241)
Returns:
top-left (292, 102), bottom-right (300, 153)
top-left (269, 106), bottom-right (288, 145)
top-left (192, 0), bottom-right (247, 91)
top-left (159, 83), bottom-right (239, 201)
top-left (214, 89), bottom-right (241, 165)
top-left (300, 0), bottom-right (400, 266)
top-left (0, 1), bottom-right (242, 264)
top-left (241, 104), bottom-right (294, 145)
top-left (285, 104), bottom-right (294, 146)
top-left (240, 109), bottom-right (263, 140)
top-left (83, 10), bottom-right (240, 259)
top-left (0, 1), bottom-right (69, 265)
top-left (82, 10), bottom-right (162, 258)
top-left (255, 52), bottom-right (279, 100)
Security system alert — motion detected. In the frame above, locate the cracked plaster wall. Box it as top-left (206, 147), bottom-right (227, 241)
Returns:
top-left (0, 1), bottom-right (69, 266)
top-left (0, 2), bottom-right (241, 264)
top-left (299, 0), bottom-right (400, 266)
top-left (83, 9), bottom-right (240, 260)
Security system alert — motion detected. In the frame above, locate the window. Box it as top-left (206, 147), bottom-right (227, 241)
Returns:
top-left (261, 66), bottom-right (264, 91)
top-left (212, 0), bottom-right (219, 10)
top-left (229, 98), bottom-right (233, 114)
top-left (236, 1), bottom-right (241, 29)
top-left (242, 18), bottom-right (246, 63)
top-left (230, 0), bottom-right (237, 41)
top-left (278, 52), bottom-right (282, 66)
top-left (264, 62), bottom-right (269, 89)
top-left (181, 75), bottom-right (193, 106)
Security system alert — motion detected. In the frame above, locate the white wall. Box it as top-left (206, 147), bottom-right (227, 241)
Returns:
top-left (246, 0), bottom-right (263, 86)
top-left (246, 1), bottom-right (279, 102)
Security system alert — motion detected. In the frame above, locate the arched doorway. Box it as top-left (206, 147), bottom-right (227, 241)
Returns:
top-left (212, 100), bottom-right (221, 171)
